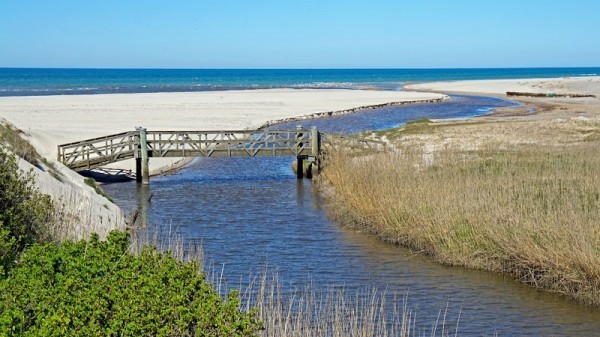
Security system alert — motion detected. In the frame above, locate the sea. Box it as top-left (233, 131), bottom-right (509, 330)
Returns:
top-left (1, 67), bottom-right (599, 96)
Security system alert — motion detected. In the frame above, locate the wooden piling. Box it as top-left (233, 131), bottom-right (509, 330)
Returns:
top-left (311, 126), bottom-right (319, 156)
top-left (296, 155), bottom-right (304, 179)
top-left (135, 158), bottom-right (142, 182)
top-left (138, 127), bottom-right (149, 185)
top-left (306, 161), bottom-right (313, 179)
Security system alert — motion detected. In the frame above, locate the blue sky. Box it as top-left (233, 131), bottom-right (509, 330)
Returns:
top-left (0, 0), bottom-right (598, 68)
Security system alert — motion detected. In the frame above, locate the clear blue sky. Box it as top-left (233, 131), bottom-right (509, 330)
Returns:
top-left (0, 0), bottom-right (598, 68)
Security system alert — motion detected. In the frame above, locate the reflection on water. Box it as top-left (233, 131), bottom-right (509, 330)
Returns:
top-left (104, 96), bottom-right (600, 335)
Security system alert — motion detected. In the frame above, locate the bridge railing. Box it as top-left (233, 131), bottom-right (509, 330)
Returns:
top-left (144, 129), bottom-right (313, 158)
top-left (57, 131), bottom-right (139, 171)
top-left (58, 129), bottom-right (317, 171)
top-left (57, 127), bottom-right (387, 176)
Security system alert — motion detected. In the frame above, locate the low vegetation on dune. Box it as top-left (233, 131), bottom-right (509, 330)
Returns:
top-left (0, 231), bottom-right (260, 336)
top-left (0, 149), bottom-right (54, 274)
top-left (0, 148), bottom-right (261, 336)
top-left (0, 122), bottom-right (40, 167)
top-left (322, 119), bottom-right (600, 305)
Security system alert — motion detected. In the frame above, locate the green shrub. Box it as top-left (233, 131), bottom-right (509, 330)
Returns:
top-left (0, 231), bottom-right (261, 336)
top-left (0, 148), bottom-right (54, 275)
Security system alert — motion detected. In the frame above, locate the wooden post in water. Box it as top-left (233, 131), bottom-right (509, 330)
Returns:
top-left (296, 155), bottom-right (304, 179)
top-left (310, 126), bottom-right (320, 176)
top-left (135, 157), bottom-right (142, 182)
top-left (311, 126), bottom-right (319, 156)
top-left (136, 127), bottom-right (150, 185)
top-left (296, 125), bottom-right (304, 179)
top-left (305, 159), bottom-right (313, 179)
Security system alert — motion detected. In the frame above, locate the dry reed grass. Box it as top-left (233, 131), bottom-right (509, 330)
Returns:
top-left (320, 141), bottom-right (600, 305)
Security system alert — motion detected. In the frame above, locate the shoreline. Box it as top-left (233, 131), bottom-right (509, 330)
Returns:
top-left (256, 97), bottom-right (448, 129)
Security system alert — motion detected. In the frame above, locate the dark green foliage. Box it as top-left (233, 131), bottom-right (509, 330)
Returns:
top-left (0, 231), bottom-right (261, 336)
top-left (0, 148), bottom-right (54, 275)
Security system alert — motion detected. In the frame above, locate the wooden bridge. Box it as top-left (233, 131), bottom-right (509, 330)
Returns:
top-left (57, 126), bottom-right (385, 184)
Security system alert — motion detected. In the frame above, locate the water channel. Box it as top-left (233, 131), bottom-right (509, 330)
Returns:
top-left (103, 95), bottom-right (600, 336)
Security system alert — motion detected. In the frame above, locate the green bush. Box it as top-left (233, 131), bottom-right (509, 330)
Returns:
top-left (0, 148), bottom-right (54, 275)
top-left (0, 231), bottom-right (261, 336)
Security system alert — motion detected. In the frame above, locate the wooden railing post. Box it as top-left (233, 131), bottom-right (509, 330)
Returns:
top-left (311, 126), bottom-right (319, 156)
top-left (136, 127), bottom-right (149, 185)
top-left (295, 127), bottom-right (305, 180)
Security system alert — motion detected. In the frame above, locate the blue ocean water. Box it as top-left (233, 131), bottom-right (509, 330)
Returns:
top-left (0, 67), bottom-right (599, 96)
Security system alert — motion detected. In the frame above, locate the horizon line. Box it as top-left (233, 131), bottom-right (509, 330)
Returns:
top-left (1, 66), bottom-right (600, 71)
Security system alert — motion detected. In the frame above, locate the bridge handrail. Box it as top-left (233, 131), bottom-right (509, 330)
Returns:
top-left (57, 129), bottom-right (308, 149)
top-left (57, 129), bottom-right (315, 170)
top-left (57, 128), bottom-right (387, 173)
top-left (58, 131), bottom-right (138, 148)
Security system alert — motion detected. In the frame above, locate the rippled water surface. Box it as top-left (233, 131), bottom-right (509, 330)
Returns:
top-left (104, 96), bottom-right (600, 336)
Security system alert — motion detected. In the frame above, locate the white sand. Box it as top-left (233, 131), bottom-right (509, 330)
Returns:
top-left (405, 76), bottom-right (600, 96)
top-left (0, 88), bottom-right (445, 173)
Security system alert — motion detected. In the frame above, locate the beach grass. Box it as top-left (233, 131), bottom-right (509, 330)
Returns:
top-left (127, 224), bottom-right (458, 336)
top-left (0, 121), bottom-right (40, 166)
top-left (320, 136), bottom-right (600, 305)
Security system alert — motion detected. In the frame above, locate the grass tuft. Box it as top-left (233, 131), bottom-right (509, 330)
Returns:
top-left (84, 177), bottom-right (114, 203)
top-left (0, 122), bottom-right (40, 166)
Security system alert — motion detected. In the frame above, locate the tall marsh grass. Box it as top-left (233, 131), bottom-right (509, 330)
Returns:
top-left (128, 225), bottom-right (459, 336)
top-left (321, 143), bottom-right (600, 305)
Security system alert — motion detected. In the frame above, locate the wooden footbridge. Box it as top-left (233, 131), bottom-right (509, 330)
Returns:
top-left (57, 126), bottom-right (385, 184)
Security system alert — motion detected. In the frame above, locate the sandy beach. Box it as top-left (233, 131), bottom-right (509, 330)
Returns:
top-left (405, 76), bottom-right (600, 123)
top-left (0, 88), bottom-right (446, 173)
top-left (405, 76), bottom-right (600, 96)
top-left (399, 76), bottom-right (600, 150)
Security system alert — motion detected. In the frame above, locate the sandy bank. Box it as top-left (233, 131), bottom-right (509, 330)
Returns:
top-left (0, 89), bottom-right (446, 174)
top-left (405, 76), bottom-right (600, 97)
top-left (405, 76), bottom-right (600, 121)
top-left (13, 153), bottom-right (126, 240)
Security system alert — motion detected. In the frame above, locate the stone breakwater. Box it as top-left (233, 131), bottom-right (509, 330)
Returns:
top-left (257, 96), bottom-right (449, 129)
